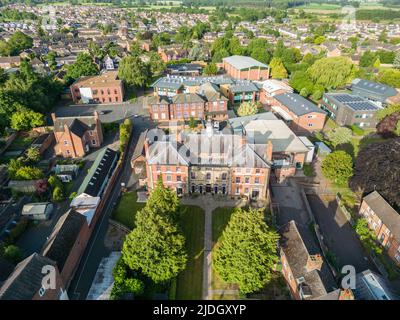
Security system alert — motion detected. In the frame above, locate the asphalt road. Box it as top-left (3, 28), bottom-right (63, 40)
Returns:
top-left (67, 116), bottom-right (154, 300)
top-left (307, 194), bottom-right (377, 274)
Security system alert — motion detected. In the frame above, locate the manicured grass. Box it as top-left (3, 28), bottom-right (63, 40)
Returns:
top-left (212, 207), bottom-right (235, 243)
top-left (175, 205), bottom-right (205, 300)
top-left (111, 191), bottom-right (145, 229)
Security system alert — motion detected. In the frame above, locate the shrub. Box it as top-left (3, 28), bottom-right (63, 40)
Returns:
top-left (350, 125), bottom-right (365, 136)
top-left (52, 186), bottom-right (64, 202)
top-left (3, 245), bottom-right (22, 263)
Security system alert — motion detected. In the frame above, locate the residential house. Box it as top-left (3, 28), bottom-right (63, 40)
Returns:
top-left (41, 209), bottom-right (90, 289)
top-left (52, 112), bottom-right (103, 158)
top-left (321, 93), bottom-right (381, 129)
top-left (272, 93), bottom-right (327, 134)
top-left (77, 147), bottom-right (118, 198)
top-left (0, 253), bottom-right (68, 300)
top-left (157, 45), bottom-right (188, 63)
top-left (222, 55), bottom-right (270, 81)
top-left (0, 56), bottom-right (21, 69)
top-left (70, 71), bottom-right (124, 104)
top-left (22, 202), bottom-right (54, 220)
top-left (359, 191), bottom-right (400, 267)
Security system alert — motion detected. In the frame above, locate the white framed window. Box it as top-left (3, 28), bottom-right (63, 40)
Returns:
top-left (89, 131), bottom-right (93, 136)
top-left (92, 140), bottom-right (96, 145)
top-left (64, 140), bottom-right (68, 145)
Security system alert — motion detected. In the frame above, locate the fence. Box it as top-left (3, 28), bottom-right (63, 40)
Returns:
top-left (0, 132), bottom-right (18, 156)
top-left (109, 218), bottom-right (131, 234)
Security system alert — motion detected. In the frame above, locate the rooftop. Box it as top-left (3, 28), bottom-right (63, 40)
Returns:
top-left (363, 191), bottom-right (400, 241)
top-left (324, 93), bottom-right (381, 112)
top-left (275, 93), bottom-right (326, 116)
top-left (223, 55), bottom-right (269, 70)
top-left (72, 70), bottom-right (122, 88)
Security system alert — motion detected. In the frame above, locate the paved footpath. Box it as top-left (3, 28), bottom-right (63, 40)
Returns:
top-left (181, 195), bottom-right (245, 300)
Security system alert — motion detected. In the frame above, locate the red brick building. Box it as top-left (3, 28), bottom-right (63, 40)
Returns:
top-left (359, 191), bottom-right (400, 267)
top-left (279, 220), bottom-right (353, 300)
top-left (258, 79), bottom-right (293, 106)
top-left (222, 55), bottom-right (270, 81)
top-left (42, 209), bottom-right (90, 289)
top-left (271, 93), bottom-right (327, 134)
top-left (157, 45), bottom-right (188, 63)
top-left (0, 253), bottom-right (68, 300)
top-left (146, 82), bottom-right (228, 122)
top-left (52, 112), bottom-right (103, 158)
top-left (70, 71), bottom-right (124, 104)
top-left (143, 127), bottom-right (271, 200)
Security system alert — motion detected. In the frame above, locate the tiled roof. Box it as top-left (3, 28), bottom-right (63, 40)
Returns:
top-left (275, 93), bottom-right (326, 116)
top-left (0, 253), bottom-right (58, 300)
top-left (42, 209), bottom-right (87, 271)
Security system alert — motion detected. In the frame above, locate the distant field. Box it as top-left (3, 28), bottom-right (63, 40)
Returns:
top-left (295, 2), bottom-right (400, 14)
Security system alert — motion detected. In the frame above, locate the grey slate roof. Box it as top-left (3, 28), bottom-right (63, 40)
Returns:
top-left (324, 93), bottom-right (380, 111)
top-left (0, 253), bottom-right (58, 300)
top-left (279, 220), bottom-right (337, 300)
top-left (172, 93), bottom-right (205, 104)
top-left (151, 75), bottom-right (233, 90)
top-left (363, 191), bottom-right (400, 241)
top-left (229, 80), bottom-right (259, 93)
top-left (53, 115), bottom-right (97, 133)
top-left (351, 78), bottom-right (398, 102)
top-left (77, 147), bottom-right (118, 197)
top-left (223, 55), bottom-right (269, 70)
top-left (42, 209), bottom-right (87, 271)
top-left (275, 93), bottom-right (326, 116)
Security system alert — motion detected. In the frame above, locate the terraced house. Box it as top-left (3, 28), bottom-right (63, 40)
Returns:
top-left (359, 191), bottom-right (400, 267)
top-left (147, 77), bottom-right (229, 122)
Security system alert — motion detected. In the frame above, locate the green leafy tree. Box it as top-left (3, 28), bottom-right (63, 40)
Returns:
top-left (148, 52), bottom-right (166, 76)
top-left (111, 257), bottom-right (145, 299)
top-left (10, 110), bottom-right (44, 131)
top-left (354, 218), bottom-right (382, 255)
top-left (307, 57), bottom-right (356, 89)
top-left (203, 63), bottom-right (218, 75)
top-left (15, 166), bottom-right (44, 180)
top-left (326, 127), bottom-right (353, 148)
top-left (66, 53), bottom-right (99, 82)
top-left (270, 57), bottom-right (288, 79)
top-left (3, 245), bottom-right (22, 263)
top-left (188, 116), bottom-right (197, 129)
top-left (25, 147), bottom-right (41, 163)
top-left (52, 186), bottom-right (64, 202)
top-left (7, 31), bottom-right (33, 55)
top-left (377, 68), bottom-right (400, 88)
top-left (122, 206), bottom-right (187, 283)
top-left (321, 151), bottom-right (353, 186)
top-left (237, 101), bottom-right (259, 117)
top-left (396, 121), bottom-right (400, 136)
top-left (300, 87), bottom-right (309, 97)
top-left (213, 208), bottom-right (279, 294)
top-left (118, 55), bottom-right (150, 87)
top-left (48, 175), bottom-right (63, 190)
top-left (393, 51), bottom-right (400, 69)
top-left (373, 57), bottom-right (381, 69)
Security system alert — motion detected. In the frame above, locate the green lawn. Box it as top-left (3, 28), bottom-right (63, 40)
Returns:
top-left (111, 191), bottom-right (145, 229)
top-left (175, 205), bottom-right (205, 300)
top-left (303, 164), bottom-right (314, 177)
top-left (212, 207), bottom-right (235, 243)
